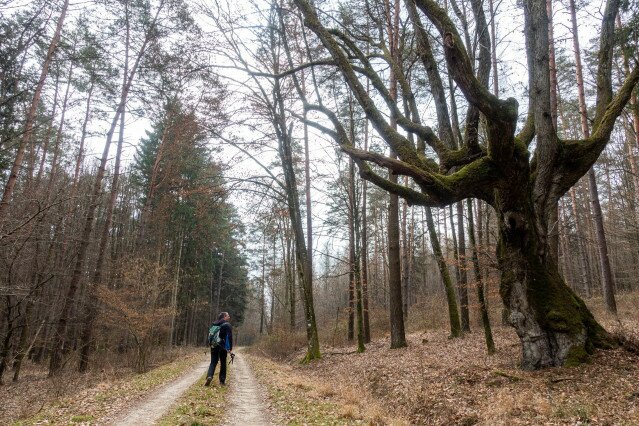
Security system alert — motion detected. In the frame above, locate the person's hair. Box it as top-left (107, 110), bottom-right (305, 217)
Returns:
top-left (217, 312), bottom-right (229, 320)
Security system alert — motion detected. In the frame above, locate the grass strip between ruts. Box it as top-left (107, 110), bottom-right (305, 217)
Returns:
top-left (158, 359), bottom-right (231, 426)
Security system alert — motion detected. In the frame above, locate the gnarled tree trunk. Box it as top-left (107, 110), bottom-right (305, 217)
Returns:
top-left (496, 186), bottom-right (612, 369)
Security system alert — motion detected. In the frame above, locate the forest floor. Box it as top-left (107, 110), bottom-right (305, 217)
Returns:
top-left (256, 328), bottom-right (639, 425)
top-left (3, 297), bottom-right (638, 425)
top-left (246, 294), bottom-right (639, 425)
top-left (1, 348), bottom-right (209, 425)
top-left (3, 346), bottom-right (271, 426)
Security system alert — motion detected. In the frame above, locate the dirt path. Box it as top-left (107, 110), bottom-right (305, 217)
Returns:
top-left (112, 350), bottom-right (272, 425)
top-left (221, 349), bottom-right (273, 426)
top-left (113, 359), bottom-right (209, 425)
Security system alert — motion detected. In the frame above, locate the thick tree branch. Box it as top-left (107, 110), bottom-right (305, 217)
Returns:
top-left (556, 64), bottom-right (639, 197)
top-left (293, 0), bottom-right (429, 170)
top-left (517, 112), bottom-right (535, 146)
top-left (303, 103), bottom-right (498, 205)
top-left (593, 0), bottom-right (621, 128)
top-left (404, 0), bottom-right (455, 149)
top-left (413, 0), bottom-right (517, 125)
top-left (327, 28), bottom-right (448, 157)
top-left (523, 0), bottom-right (559, 223)
top-left (463, 0), bottom-right (491, 152)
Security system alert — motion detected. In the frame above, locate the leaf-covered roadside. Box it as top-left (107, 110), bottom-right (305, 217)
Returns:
top-left (157, 369), bottom-right (230, 425)
top-left (283, 323), bottom-right (639, 425)
top-left (8, 349), bottom-right (204, 425)
top-left (245, 353), bottom-right (409, 425)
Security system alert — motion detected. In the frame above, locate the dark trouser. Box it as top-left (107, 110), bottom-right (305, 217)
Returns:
top-left (207, 346), bottom-right (227, 383)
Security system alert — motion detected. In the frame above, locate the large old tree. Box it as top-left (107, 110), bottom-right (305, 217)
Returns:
top-left (291, 0), bottom-right (639, 368)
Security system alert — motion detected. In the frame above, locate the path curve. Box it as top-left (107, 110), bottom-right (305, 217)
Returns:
top-left (113, 359), bottom-right (209, 425)
top-left (221, 348), bottom-right (273, 426)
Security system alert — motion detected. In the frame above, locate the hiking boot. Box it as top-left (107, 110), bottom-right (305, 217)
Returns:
top-left (219, 382), bottom-right (226, 386)
top-left (205, 377), bottom-right (212, 386)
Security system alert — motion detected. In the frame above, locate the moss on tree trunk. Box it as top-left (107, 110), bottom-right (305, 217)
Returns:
top-left (496, 203), bottom-right (614, 369)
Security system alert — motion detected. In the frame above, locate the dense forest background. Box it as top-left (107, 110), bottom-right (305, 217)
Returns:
top-left (1, 0), bottom-right (638, 384)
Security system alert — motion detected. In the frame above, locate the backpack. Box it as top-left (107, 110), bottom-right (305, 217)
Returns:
top-left (208, 324), bottom-right (223, 348)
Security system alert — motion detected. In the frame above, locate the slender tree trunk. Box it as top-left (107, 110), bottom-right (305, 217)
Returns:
top-left (169, 233), bottom-right (183, 345)
top-left (0, 0), bottom-right (69, 218)
top-left (260, 236), bottom-right (266, 335)
top-left (386, 0), bottom-right (407, 349)
top-left (488, 0), bottom-right (499, 96)
top-left (348, 209), bottom-right (355, 341)
top-left (569, 0), bottom-right (617, 313)
top-left (303, 115), bottom-right (313, 331)
top-left (0, 296), bottom-right (17, 384)
top-left (348, 156), bottom-right (365, 352)
top-left (285, 224), bottom-right (296, 329)
top-left (11, 301), bottom-right (33, 382)
top-left (456, 202), bottom-right (470, 332)
top-left (269, 234), bottom-right (276, 333)
top-left (546, 0), bottom-right (559, 262)
top-left (426, 207), bottom-right (462, 337)
top-left (466, 199), bottom-right (494, 353)
top-left (273, 74), bottom-right (320, 360)
top-left (35, 71), bottom-right (60, 186)
top-left (49, 1), bottom-right (155, 373)
top-left (408, 206), bottom-right (416, 308)
top-left (361, 120), bottom-right (371, 343)
top-left (401, 191), bottom-right (411, 320)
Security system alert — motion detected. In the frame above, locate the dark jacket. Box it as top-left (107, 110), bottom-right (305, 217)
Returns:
top-left (212, 319), bottom-right (233, 351)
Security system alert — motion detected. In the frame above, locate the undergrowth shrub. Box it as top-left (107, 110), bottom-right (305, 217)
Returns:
top-left (248, 329), bottom-right (308, 360)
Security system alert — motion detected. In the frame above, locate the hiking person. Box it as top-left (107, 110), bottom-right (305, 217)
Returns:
top-left (205, 311), bottom-right (233, 386)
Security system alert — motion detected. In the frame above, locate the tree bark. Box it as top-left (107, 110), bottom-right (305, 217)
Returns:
top-left (169, 233), bottom-right (183, 345)
top-left (361, 121), bottom-right (371, 343)
top-left (260, 235), bottom-right (266, 335)
top-left (0, 0), bottom-right (69, 218)
top-left (49, 0), bottom-right (156, 374)
top-left (348, 156), bottom-right (365, 352)
top-left (386, 0), bottom-right (407, 349)
top-left (274, 83), bottom-right (320, 360)
top-left (0, 296), bottom-right (15, 384)
top-left (426, 207), bottom-right (462, 337)
top-left (456, 202), bottom-right (470, 332)
top-left (496, 192), bottom-right (613, 368)
top-left (77, 81), bottom-right (126, 373)
top-left (401, 191), bottom-right (409, 320)
top-left (569, 0), bottom-right (617, 313)
top-left (303, 115), bottom-right (313, 331)
top-left (466, 199), bottom-right (494, 354)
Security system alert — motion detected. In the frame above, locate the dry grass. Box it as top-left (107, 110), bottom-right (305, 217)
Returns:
top-left (250, 291), bottom-right (639, 425)
top-left (158, 372), bottom-right (229, 426)
top-left (249, 329), bottom-right (310, 360)
top-left (292, 329), bottom-right (638, 425)
top-left (3, 347), bottom-right (204, 425)
top-left (246, 353), bottom-right (411, 425)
